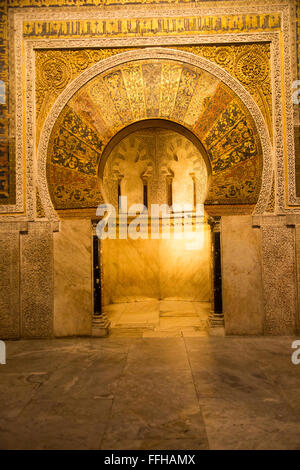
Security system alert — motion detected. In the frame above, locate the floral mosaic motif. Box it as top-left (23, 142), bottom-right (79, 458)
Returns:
top-left (171, 66), bottom-right (201, 121)
top-left (208, 116), bottom-right (255, 160)
top-left (234, 50), bottom-right (269, 85)
top-left (53, 183), bottom-right (103, 207)
top-left (204, 102), bottom-right (245, 148)
top-left (203, 100), bottom-right (259, 173)
top-left (35, 48), bottom-right (135, 141)
top-left (0, 2), bottom-right (284, 208)
top-left (0, 140), bottom-right (10, 199)
top-left (47, 58), bottom-right (263, 208)
top-left (179, 43), bottom-right (272, 138)
top-left (0, 1), bottom-right (12, 204)
top-left (39, 57), bottom-right (72, 90)
top-left (52, 128), bottom-right (99, 175)
top-left (122, 64), bottom-right (146, 120)
top-left (206, 157), bottom-right (260, 202)
top-left (194, 84), bottom-right (233, 138)
top-left (103, 70), bottom-right (133, 124)
top-left (62, 108), bottom-right (104, 152)
top-left (210, 138), bottom-right (258, 173)
top-left (48, 164), bottom-right (103, 208)
top-left (50, 107), bottom-right (102, 178)
top-left (142, 63), bottom-right (162, 117)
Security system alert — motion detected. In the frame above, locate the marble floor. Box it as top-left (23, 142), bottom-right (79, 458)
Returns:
top-left (0, 336), bottom-right (300, 450)
top-left (103, 300), bottom-right (210, 337)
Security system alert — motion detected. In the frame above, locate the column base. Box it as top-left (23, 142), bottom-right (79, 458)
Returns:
top-left (208, 313), bottom-right (225, 336)
top-left (92, 314), bottom-right (110, 337)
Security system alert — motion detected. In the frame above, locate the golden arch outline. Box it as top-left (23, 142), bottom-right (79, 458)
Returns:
top-left (37, 47), bottom-right (273, 222)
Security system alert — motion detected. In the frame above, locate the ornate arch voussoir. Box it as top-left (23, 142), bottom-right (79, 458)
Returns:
top-left (37, 47), bottom-right (273, 220)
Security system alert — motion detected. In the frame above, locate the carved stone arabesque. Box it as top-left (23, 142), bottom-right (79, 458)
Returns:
top-left (0, 227), bottom-right (20, 339)
top-left (20, 221), bottom-right (54, 338)
top-left (261, 223), bottom-right (297, 334)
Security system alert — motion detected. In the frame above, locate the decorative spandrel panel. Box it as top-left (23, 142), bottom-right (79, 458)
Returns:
top-left (35, 48), bottom-right (135, 145)
top-left (46, 58), bottom-right (263, 210)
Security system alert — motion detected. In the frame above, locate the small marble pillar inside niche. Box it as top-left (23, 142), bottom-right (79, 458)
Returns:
top-left (208, 216), bottom-right (225, 335)
top-left (91, 223), bottom-right (110, 337)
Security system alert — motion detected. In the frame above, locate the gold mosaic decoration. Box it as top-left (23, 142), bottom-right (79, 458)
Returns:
top-left (24, 13), bottom-right (281, 40)
top-left (36, 48), bottom-right (134, 143)
top-left (9, 0), bottom-right (208, 5)
top-left (179, 44), bottom-right (272, 138)
top-left (0, 0), bottom-right (14, 204)
top-left (298, 0), bottom-right (300, 81)
top-left (36, 43), bottom-right (272, 144)
top-left (0, 0), bottom-right (292, 209)
top-left (0, 1), bottom-right (291, 208)
top-left (46, 58), bottom-right (263, 209)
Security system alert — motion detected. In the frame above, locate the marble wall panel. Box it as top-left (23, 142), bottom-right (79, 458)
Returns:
top-left (221, 216), bottom-right (264, 335)
top-left (102, 238), bottom-right (160, 304)
top-left (53, 219), bottom-right (92, 336)
top-left (159, 226), bottom-right (211, 301)
top-left (102, 227), bottom-right (211, 304)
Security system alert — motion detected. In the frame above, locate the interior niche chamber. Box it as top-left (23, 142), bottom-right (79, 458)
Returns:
top-left (97, 120), bottom-right (212, 313)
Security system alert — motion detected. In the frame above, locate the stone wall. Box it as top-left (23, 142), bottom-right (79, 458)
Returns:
top-left (222, 215), bottom-right (298, 336)
top-left (221, 216), bottom-right (264, 335)
top-left (53, 219), bottom-right (93, 337)
top-left (21, 222), bottom-right (54, 338)
top-left (102, 223), bottom-right (211, 304)
top-left (0, 221), bottom-right (54, 339)
top-left (0, 224), bottom-right (21, 339)
top-left (0, 215), bottom-right (299, 339)
top-left (261, 222), bottom-right (297, 335)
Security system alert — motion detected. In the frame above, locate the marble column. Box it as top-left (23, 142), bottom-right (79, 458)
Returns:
top-left (208, 216), bottom-right (225, 333)
top-left (92, 224), bottom-right (110, 337)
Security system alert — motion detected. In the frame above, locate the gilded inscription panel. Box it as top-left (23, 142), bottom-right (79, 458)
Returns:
top-left (24, 14), bottom-right (282, 39)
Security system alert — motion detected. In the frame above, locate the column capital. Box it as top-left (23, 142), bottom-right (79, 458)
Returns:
top-left (208, 215), bottom-right (221, 232)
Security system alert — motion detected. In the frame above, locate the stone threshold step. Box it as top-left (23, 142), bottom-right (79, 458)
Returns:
top-left (159, 312), bottom-right (200, 317)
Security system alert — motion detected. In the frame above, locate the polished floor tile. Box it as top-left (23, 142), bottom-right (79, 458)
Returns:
top-left (0, 336), bottom-right (299, 449)
top-left (106, 300), bottom-right (210, 337)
